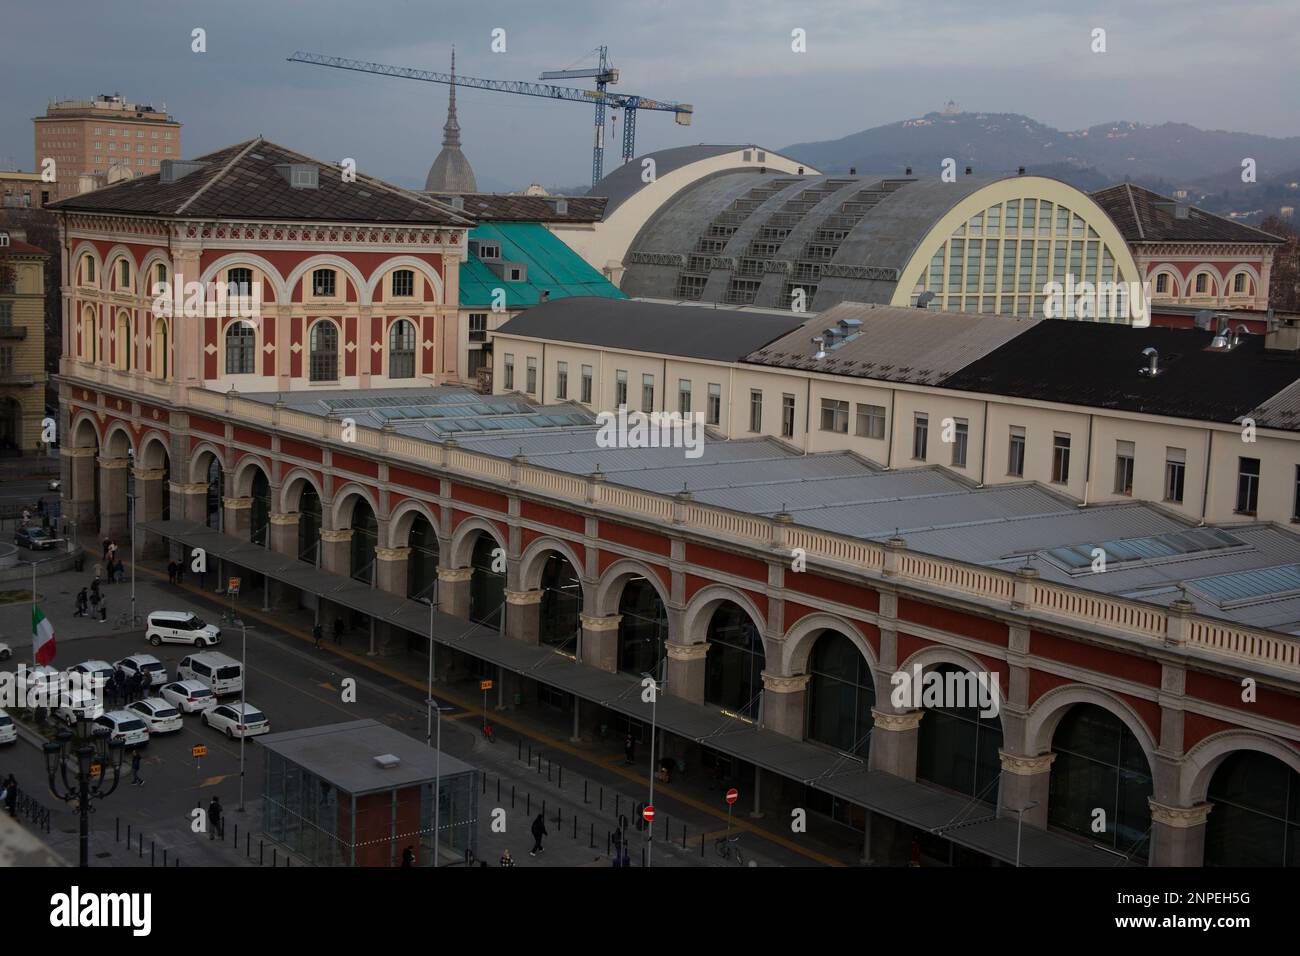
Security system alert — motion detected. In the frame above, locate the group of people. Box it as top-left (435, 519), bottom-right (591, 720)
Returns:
top-left (0, 774), bottom-right (18, 817)
top-left (104, 665), bottom-right (153, 707)
top-left (311, 617), bottom-right (346, 648)
top-left (70, 539), bottom-right (128, 621)
top-left (72, 581), bottom-right (105, 621)
top-left (19, 498), bottom-right (51, 530)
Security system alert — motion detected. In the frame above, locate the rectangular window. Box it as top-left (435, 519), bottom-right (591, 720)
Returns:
top-left (392, 270), bottom-right (414, 296)
top-left (468, 313), bottom-right (487, 342)
top-left (555, 361), bottom-right (568, 400)
top-left (581, 365), bottom-right (593, 404)
top-left (707, 383), bottom-right (721, 426)
top-left (0, 303), bottom-right (11, 328)
top-left (678, 379), bottom-right (691, 415)
top-left (1294, 465), bottom-right (1300, 521)
top-left (1155, 273), bottom-right (1169, 294)
top-left (1052, 433), bottom-right (1071, 483)
top-left (1114, 440), bottom-right (1135, 495)
top-left (820, 399), bottom-right (849, 434)
top-left (615, 370), bottom-right (628, 407)
top-left (311, 269), bottom-right (335, 297)
top-left (1165, 447), bottom-right (1186, 503)
top-left (951, 418), bottom-right (968, 468)
top-left (1195, 273), bottom-right (1208, 294)
top-left (642, 373), bottom-right (655, 412)
top-left (749, 389), bottom-right (763, 433)
top-left (1008, 425), bottom-right (1026, 477)
top-left (502, 354), bottom-right (514, 390)
top-left (1236, 457), bottom-right (1260, 515)
top-left (1233, 273), bottom-right (1247, 294)
top-left (781, 394), bottom-right (795, 438)
top-left (0, 347), bottom-right (12, 375)
top-left (526, 357), bottom-right (537, 395)
top-left (855, 403), bottom-right (886, 440)
top-left (913, 414), bottom-right (928, 460)
top-left (119, 260), bottom-right (130, 287)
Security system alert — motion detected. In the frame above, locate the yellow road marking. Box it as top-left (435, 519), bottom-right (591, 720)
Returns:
top-left (318, 681), bottom-right (336, 691)
top-left (201, 775), bottom-right (228, 787)
top-left (143, 562), bottom-right (843, 866)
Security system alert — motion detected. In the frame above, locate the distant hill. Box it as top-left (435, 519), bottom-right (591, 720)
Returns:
top-left (782, 111), bottom-right (1300, 222)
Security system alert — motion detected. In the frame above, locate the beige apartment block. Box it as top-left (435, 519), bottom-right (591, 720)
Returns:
top-left (0, 228), bottom-right (49, 453)
top-left (34, 93), bottom-right (180, 199)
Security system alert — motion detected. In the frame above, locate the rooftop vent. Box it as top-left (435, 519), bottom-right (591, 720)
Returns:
top-left (1138, 346), bottom-right (1161, 377)
top-left (849, 166), bottom-right (857, 175)
top-left (797, 166), bottom-right (804, 175)
top-left (373, 753), bottom-right (401, 769)
top-left (158, 159), bottom-right (207, 183)
top-left (964, 166), bottom-right (972, 176)
top-left (1207, 314), bottom-right (1244, 352)
top-left (450, 196), bottom-right (464, 211)
top-left (811, 335), bottom-right (826, 360)
top-left (552, 198), bottom-right (568, 215)
top-left (274, 163), bottom-right (319, 190)
top-left (1193, 309), bottom-right (1214, 331)
top-left (905, 167), bottom-right (912, 175)
top-left (916, 290), bottom-right (936, 309)
top-left (1018, 166), bottom-right (1025, 175)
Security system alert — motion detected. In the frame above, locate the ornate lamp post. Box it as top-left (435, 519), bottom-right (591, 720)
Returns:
top-left (43, 722), bottom-right (126, 867)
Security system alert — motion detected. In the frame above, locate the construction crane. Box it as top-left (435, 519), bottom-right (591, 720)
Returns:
top-left (287, 50), bottom-right (693, 188)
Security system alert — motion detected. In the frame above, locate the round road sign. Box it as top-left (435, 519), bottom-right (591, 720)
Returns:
top-left (642, 805), bottom-right (655, 823)
top-left (725, 788), bottom-right (739, 805)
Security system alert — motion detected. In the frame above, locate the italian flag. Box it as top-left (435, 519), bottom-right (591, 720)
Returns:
top-left (32, 605), bottom-right (55, 666)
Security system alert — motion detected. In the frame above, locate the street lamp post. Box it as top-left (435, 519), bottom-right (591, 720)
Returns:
top-left (427, 695), bottom-right (453, 868)
top-left (236, 619), bottom-right (251, 812)
top-left (44, 724), bottom-right (125, 867)
top-left (1015, 801), bottom-right (1040, 868)
top-left (640, 662), bottom-right (663, 868)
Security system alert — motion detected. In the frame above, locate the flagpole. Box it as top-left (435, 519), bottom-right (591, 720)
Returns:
top-left (30, 560), bottom-right (35, 666)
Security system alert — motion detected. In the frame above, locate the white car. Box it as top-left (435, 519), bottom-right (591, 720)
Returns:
top-left (0, 709), bottom-right (16, 744)
top-left (158, 680), bottom-right (217, 714)
top-left (67, 660), bottom-right (114, 690)
top-left (146, 611), bottom-right (222, 648)
top-left (202, 702), bottom-right (269, 739)
top-left (115, 654), bottom-right (168, 686)
top-left (55, 689), bottom-right (104, 726)
top-left (94, 710), bottom-right (150, 747)
top-left (127, 699), bottom-right (183, 735)
top-left (19, 665), bottom-right (62, 705)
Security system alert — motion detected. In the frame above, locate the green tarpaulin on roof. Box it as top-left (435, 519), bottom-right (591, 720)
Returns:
top-left (458, 221), bottom-right (625, 308)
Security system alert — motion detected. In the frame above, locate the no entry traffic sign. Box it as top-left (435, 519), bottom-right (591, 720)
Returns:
top-left (725, 788), bottom-right (739, 805)
top-left (642, 805), bottom-right (655, 823)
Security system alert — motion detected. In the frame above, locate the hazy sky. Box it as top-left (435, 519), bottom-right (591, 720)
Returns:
top-left (3, 0), bottom-right (1298, 191)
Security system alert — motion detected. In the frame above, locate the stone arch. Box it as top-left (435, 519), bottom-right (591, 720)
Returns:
top-left (1025, 683), bottom-right (1157, 769)
top-left (232, 454), bottom-right (274, 499)
top-left (781, 611), bottom-right (878, 679)
top-left (103, 245), bottom-right (138, 295)
top-left (449, 515), bottom-right (506, 568)
top-left (1149, 265), bottom-right (1184, 297)
top-left (279, 467), bottom-right (323, 513)
top-left (330, 481), bottom-right (382, 531)
top-left (198, 252), bottom-right (290, 303)
top-left (70, 241), bottom-right (103, 288)
top-left (365, 255), bottom-right (444, 304)
top-left (188, 441), bottom-right (226, 484)
top-left (1223, 264), bottom-right (1263, 299)
top-left (284, 254), bottom-right (371, 307)
top-left (137, 430), bottom-right (171, 470)
top-left (681, 583), bottom-right (765, 647)
top-left (518, 535), bottom-right (588, 597)
top-left (594, 558), bottom-right (670, 618)
top-left (138, 249), bottom-right (172, 295)
top-left (101, 421), bottom-right (133, 459)
top-left (1180, 729), bottom-right (1300, 807)
top-left (386, 498), bottom-right (441, 549)
top-left (1189, 263), bottom-right (1225, 296)
top-left (70, 411), bottom-right (101, 448)
top-left (898, 642), bottom-right (1008, 729)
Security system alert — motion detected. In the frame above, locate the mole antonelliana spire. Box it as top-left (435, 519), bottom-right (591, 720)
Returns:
top-left (424, 46), bottom-right (477, 193)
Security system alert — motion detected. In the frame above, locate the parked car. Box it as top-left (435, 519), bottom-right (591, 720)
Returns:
top-left (126, 699), bottom-right (183, 735)
top-left (177, 652), bottom-right (242, 696)
top-left (15, 527), bottom-right (56, 550)
top-left (19, 665), bottom-right (61, 705)
top-left (47, 479), bottom-right (61, 492)
top-left (202, 702), bottom-right (269, 739)
top-left (114, 654), bottom-right (168, 686)
top-left (0, 710), bottom-right (16, 744)
top-left (54, 689), bottom-right (104, 726)
top-left (94, 711), bottom-right (150, 747)
top-left (146, 611), bottom-right (222, 648)
top-left (158, 680), bottom-right (217, 714)
top-left (67, 660), bottom-right (114, 690)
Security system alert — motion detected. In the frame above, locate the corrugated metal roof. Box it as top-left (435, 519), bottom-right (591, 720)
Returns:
top-left (459, 222), bottom-right (625, 308)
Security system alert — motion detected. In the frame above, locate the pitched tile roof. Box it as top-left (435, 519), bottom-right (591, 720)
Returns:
top-left (1091, 182), bottom-right (1285, 245)
top-left (427, 193), bottom-right (606, 222)
top-left (48, 138), bottom-right (473, 226)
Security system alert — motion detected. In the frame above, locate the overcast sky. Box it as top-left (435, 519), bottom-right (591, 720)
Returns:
top-left (2, 0), bottom-right (1297, 191)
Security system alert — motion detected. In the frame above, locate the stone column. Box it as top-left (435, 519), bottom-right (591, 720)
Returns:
top-left (134, 467), bottom-right (168, 559)
top-left (375, 547), bottom-right (410, 597)
top-left (437, 567), bottom-right (473, 620)
top-left (505, 589), bottom-right (542, 644)
top-left (760, 672), bottom-right (809, 740)
top-left (223, 496), bottom-right (252, 542)
top-left (867, 709), bottom-right (923, 780)
top-left (64, 447), bottom-right (98, 534)
top-left (97, 455), bottom-right (130, 542)
top-left (266, 512), bottom-right (302, 609)
top-left (1148, 801), bottom-right (1212, 867)
top-left (997, 751), bottom-right (1054, 828)
top-left (580, 613), bottom-right (620, 672)
top-left (664, 640), bottom-right (708, 705)
top-left (320, 529), bottom-right (353, 577)
top-left (173, 481), bottom-right (210, 526)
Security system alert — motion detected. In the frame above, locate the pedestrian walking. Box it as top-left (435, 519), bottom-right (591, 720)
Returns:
top-left (74, 588), bottom-right (88, 617)
top-left (140, 669), bottom-right (152, 698)
top-left (101, 537), bottom-right (110, 561)
top-left (89, 580), bottom-right (101, 608)
top-left (99, 600), bottom-right (108, 623)
top-left (93, 561), bottom-right (103, 584)
top-left (131, 750), bottom-right (144, 786)
top-left (312, 624), bottom-right (323, 649)
top-left (499, 849), bottom-right (515, 867)
top-left (3, 775), bottom-right (16, 817)
top-left (208, 796), bottom-right (223, 840)
top-left (624, 733), bottom-right (635, 765)
top-left (401, 845), bottom-right (415, 867)
top-left (166, 561), bottom-right (177, 584)
top-left (128, 672), bottom-right (142, 703)
top-left (529, 812), bottom-right (547, 856)
top-left (107, 540), bottom-right (118, 563)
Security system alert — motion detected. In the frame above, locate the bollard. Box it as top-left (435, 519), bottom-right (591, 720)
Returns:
top-left (482, 773), bottom-right (486, 794)
top-left (527, 793), bottom-right (531, 815)
top-left (116, 817), bottom-right (120, 843)
top-left (559, 766), bottom-right (563, 789)
top-left (572, 815), bottom-right (577, 840)
top-left (234, 823), bottom-right (238, 845)
top-left (641, 846), bottom-right (646, 867)
top-left (517, 738), bottom-right (522, 760)
top-left (590, 822), bottom-right (594, 849)
top-left (151, 841), bottom-right (155, 866)
top-left (273, 847), bottom-right (278, 867)
top-left (700, 833), bottom-right (705, 857)
top-left (247, 832), bottom-right (251, 857)
top-left (615, 794), bottom-right (620, 818)
top-left (600, 786), bottom-right (604, 811)
top-left (556, 806), bottom-right (562, 829)
top-left (584, 780), bottom-right (588, 804)
top-left (606, 833), bottom-right (610, 856)
top-left (682, 824), bottom-right (687, 849)
top-left (127, 823), bottom-right (132, 845)
top-left (512, 784), bottom-right (516, 809)
top-left (547, 760), bottom-right (551, 783)
top-left (528, 743), bottom-right (532, 764)
top-left (497, 778), bottom-right (501, 802)
top-left (163, 849), bottom-right (168, 867)
top-left (138, 833), bottom-right (143, 858)
top-left (175, 858), bottom-right (179, 867)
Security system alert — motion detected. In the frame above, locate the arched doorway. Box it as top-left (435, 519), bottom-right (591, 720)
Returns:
top-left (152, 317), bottom-right (168, 379)
top-left (204, 457), bottom-right (223, 529)
top-left (1047, 703), bottom-right (1152, 859)
top-left (349, 498), bottom-right (377, 583)
top-left (804, 630), bottom-right (875, 757)
top-left (916, 664), bottom-right (1004, 803)
top-left (469, 532), bottom-right (504, 628)
top-left (1204, 751), bottom-right (1299, 866)
top-left (0, 397), bottom-right (21, 454)
top-left (298, 484), bottom-right (321, 565)
top-left (250, 470), bottom-right (271, 546)
top-left (538, 552), bottom-right (582, 649)
top-left (704, 602), bottom-right (765, 719)
top-left (617, 577), bottom-right (667, 677)
top-left (406, 514), bottom-right (439, 602)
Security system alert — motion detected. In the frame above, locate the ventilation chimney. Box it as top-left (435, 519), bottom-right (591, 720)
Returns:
top-left (811, 335), bottom-right (826, 360)
top-left (553, 198), bottom-right (568, 215)
top-left (905, 167), bottom-right (912, 175)
top-left (964, 166), bottom-right (972, 176)
top-left (159, 159), bottom-right (207, 183)
top-left (1139, 346), bottom-right (1161, 377)
top-left (1210, 314), bottom-right (1232, 350)
top-left (1018, 166), bottom-right (1025, 175)
top-left (373, 753), bottom-right (401, 769)
top-left (849, 166), bottom-right (856, 175)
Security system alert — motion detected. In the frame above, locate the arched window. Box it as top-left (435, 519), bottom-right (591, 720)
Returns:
top-left (538, 552), bottom-right (582, 649)
top-left (80, 307), bottom-right (97, 362)
top-left (298, 484), bottom-right (322, 565)
top-left (805, 630), bottom-right (875, 756)
top-left (407, 515), bottom-right (439, 601)
top-left (82, 255), bottom-right (95, 285)
top-left (392, 269), bottom-right (415, 297)
top-left (152, 317), bottom-right (169, 379)
top-left (225, 321), bottom-right (256, 375)
top-left (309, 321), bottom-right (338, 382)
top-left (116, 258), bottom-right (131, 291)
top-left (389, 319), bottom-right (416, 379)
top-left (349, 498), bottom-right (377, 584)
top-left (617, 578), bottom-right (667, 677)
top-left (114, 311), bottom-right (131, 371)
top-left (704, 603), bottom-right (765, 719)
top-left (469, 533), bottom-right (505, 628)
top-left (916, 663), bottom-right (1003, 802)
top-left (1204, 750), bottom-right (1300, 866)
top-left (250, 470), bottom-right (271, 546)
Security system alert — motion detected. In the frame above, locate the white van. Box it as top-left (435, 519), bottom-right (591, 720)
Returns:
top-left (177, 651), bottom-right (243, 696)
top-left (146, 611), bottom-right (222, 648)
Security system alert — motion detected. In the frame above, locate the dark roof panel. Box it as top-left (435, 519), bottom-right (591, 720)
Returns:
top-left (427, 193), bottom-right (606, 222)
top-left (1091, 183), bottom-right (1285, 244)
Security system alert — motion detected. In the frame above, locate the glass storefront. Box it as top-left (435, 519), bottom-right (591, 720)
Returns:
top-left (298, 485), bottom-right (321, 564)
top-left (617, 577), bottom-right (667, 677)
top-left (250, 469), bottom-right (270, 546)
top-left (469, 533), bottom-right (504, 628)
top-left (703, 603), bottom-right (765, 719)
top-left (406, 515), bottom-right (439, 602)
top-left (538, 552), bottom-right (582, 649)
top-left (350, 499), bottom-right (377, 583)
top-left (1204, 750), bottom-right (1300, 866)
top-left (805, 630), bottom-right (875, 757)
top-left (916, 664), bottom-right (1003, 802)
